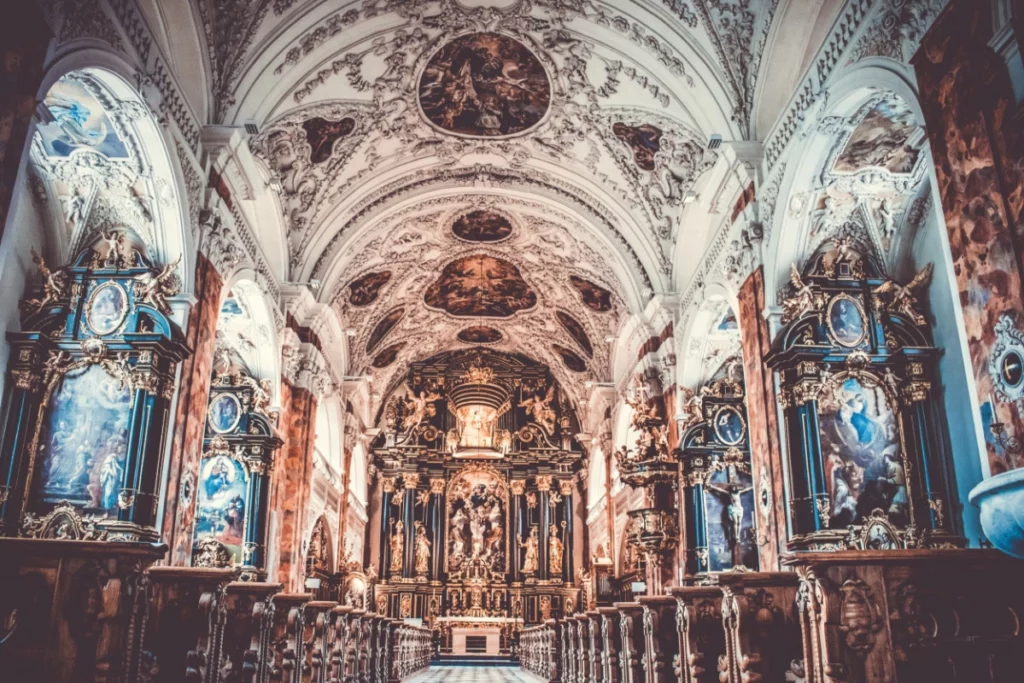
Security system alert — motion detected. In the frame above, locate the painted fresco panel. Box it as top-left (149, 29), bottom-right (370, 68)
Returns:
top-left (193, 455), bottom-right (248, 564)
top-left (38, 77), bottom-right (128, 158)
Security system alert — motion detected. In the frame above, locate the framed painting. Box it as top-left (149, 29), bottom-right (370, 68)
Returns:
top-left (85, 282), bottom-right (129, 336)
top-left (193, 454), bottom-right (249, 565)
top-left (207, 393), bottom-right (242, 434)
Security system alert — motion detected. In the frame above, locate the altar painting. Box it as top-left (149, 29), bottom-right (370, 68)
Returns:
top-left (447, 470), bottom-right (506, 573)
top-left (704, 468), bottom-right (757, 571)
top-left (820, 376), bottom-right (907, 527)
top-left (36, 364), bottom-right (131, 513)
top-left (193, 454), bottom-right (248, 564)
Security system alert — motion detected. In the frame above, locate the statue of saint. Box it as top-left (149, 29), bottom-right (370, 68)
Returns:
top-left (414, 524), bottom-right (431, 575)
top-left (389, 520), bottom-right (404, 573)
top-left (518, 526), bottom-right (539, 574)
top-left (548, 524), bottom-right (564, 576)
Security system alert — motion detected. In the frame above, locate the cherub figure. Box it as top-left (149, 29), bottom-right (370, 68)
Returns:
top-left (873, 263), bottom-right (933, 326)
top-left (401, 389), bottom-right (442, 433)
top-left (782, 263), bottom-right (817, 323)
top-left (135, 256), bottom-right (182, 314)
top-left (519, 385), bottom-right (556, 435)
top-left (21, 250), bottom-right (69, 313)
top-left (100, 230), bottom-right (133, 270)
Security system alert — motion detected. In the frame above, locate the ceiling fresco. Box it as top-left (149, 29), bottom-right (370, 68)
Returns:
top-left (552, 344), bottom-right (587, 373)
top-left (39, 77), bottom-right (129, 158)
top-left (418, 32), bottom-right (551, 137)
top-left (556, 311), bottom-right (593, 358)
top-left (346, 270), bottom-right (392, 307)
top-left (367, 307), bottom-right (405, 353)
top-left (834, 99), bottom-right (921, 175)
top-left (613, 122), bottom-right (663, 171)
top-left (451, 210), bottom-right (514, 243)
top-left (457, 326), bottom-right (504, 344)
top-left (569, 276), bottom-right (614, 313)
top-left (423, 254), bottom-right (538, 317)
top-left (372, 342), bottom-right (407, 369)
top-left (302, 116), bottom-right (355, 165)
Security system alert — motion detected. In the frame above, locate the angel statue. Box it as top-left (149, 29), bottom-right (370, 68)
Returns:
top-left (413, 523), bottom-right (431, 576)
top-left (518, 526), bottom-right (540, 574)
top-left (676, 387), bottom-right (705, 433)
top-left (100, 230), bottom-right (134, 270)
top-left (782, 263), bottom-right (817, 324)
top-left (21, 250), bottom-right (69, 313)
top-left (873, 263), bottom-right (932, 326)
top-left (401, 389), bottom-right (442, 433)
top-left (520, 385), bottom-right (556, 435)
top-left (136, 256), bottom-right (182, 314)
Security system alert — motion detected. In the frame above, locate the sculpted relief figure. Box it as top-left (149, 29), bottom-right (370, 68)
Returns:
top-left (519, 525), bottom-right (539, 574)
top-left (414, 523), bottom-right (431, 575)
top-left (389, 520), bottom-right (404, 573)
top-left (549, 524), bottom-right (564, 576)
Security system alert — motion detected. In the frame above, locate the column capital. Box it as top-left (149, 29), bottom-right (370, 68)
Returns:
top-left (559, 479), bottom-right (574, 496)
top-left (381, 476), bottom-right (397, 494)
top-left (403, 472), bottom-right (420, 489)
top-left (429, 478), bottom-right (445, 494)
top-left (536, 475), bottom-right (553, 492)
top-left (510, 479), bottom-right (526, 496)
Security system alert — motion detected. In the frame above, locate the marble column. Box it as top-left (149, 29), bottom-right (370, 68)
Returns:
top-left (379, 477), bottom-right (396, 577)
top-left (273, 379), bottom-right (319, 590)
top-left (402, 473), bottom-right (419, 579)
top-left (163, 252), bottom-right (223, 565)
top-left (560, 479), bottom-right (575, 582)
top-left (737, 267), bottom-right (786, 569)
top-left (510, 479), bottom-right (526, 582)
top-left (429, 478), bottom-right (445, 580)
top-left (537, 475), bottom-right (552, 581)
top-left (913, 0), bottom-right (1024, 476)
top-left (0, 4), bottom-right (49, 245)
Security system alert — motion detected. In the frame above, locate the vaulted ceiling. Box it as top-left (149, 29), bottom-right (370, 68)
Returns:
top-left (143, 0), bottom-right (844, 406)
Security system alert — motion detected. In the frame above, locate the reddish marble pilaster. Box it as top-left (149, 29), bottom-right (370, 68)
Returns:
top-left (738, 267), bottom-right (785, 570)
top-left (162, 252), bottom-right (223, 564)
top-left (0, 5), bottom-right (49, 244)
top-left (914, 0), bottom-right (1024, 475)
top-left (272, 379), bottom-right (319, 590)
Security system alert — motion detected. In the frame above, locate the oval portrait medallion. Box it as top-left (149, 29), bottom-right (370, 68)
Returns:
top-left (826, 294), bottom-right (867, 348)
top-left (713, 406), bottom-right (746, 446)
top-left (86, 281), bottom-right (129, 335)
top-left (418, 32), bottom-right (551, 137)
top-left (208, 393), bottom-right (242, 434)
top-left (452, 210), bottom-right (514, 243)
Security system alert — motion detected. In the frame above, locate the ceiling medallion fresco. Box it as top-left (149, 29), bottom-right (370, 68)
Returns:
top-left (569, 275), bottom-right (613, 312)
top-left (556, 311), bottom-right (593, 358)
top-left (552, 344), bottom-right (587, 373)
top-left (452, 210), bottom-right (514, 243)
top-left (38, 77), bottom-right (129, 158)
top-left (367, 307), bottom-right (405, 352)
top-left (372, 341), bottom-right (407, 368)
top-left (418, 32), bottom-right (551, 137)
top-left (457, 326), bottom-right (504, 344)
top-left (347, 270), bottom-right (392, 307)
top-left (302, 116), bottom-right (355, 164)
top-left (834, 99), bottom-right (920, 175)
top-left (424, 254), bottom-right (538, 317)
top-left (613, 122), bottom-right (663, 171)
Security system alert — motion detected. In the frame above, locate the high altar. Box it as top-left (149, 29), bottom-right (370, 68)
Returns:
top-left (368, 350), bottom-right (584, 653)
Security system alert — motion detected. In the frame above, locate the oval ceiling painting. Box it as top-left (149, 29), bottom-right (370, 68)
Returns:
top-left (457, 326), bottom-right (504, 344)
top-left (569, 275), bottom-right (613, 312)
top-left (347, 270), bottom-right (392, 307)
top-left (452, 210), bottom-right (514, 243)
top-left (424, 254), bottom-right (537, 317)
top-left (367, 307), bottom-right (405, 353)
top-left (556, 311), bottom-right (593, 358)
top-left (372, 341), bottom-right (407, 368)
top-left (552, 344), bottom-right (587, 373)
top-left (418, 32), bottom-right (551, 137)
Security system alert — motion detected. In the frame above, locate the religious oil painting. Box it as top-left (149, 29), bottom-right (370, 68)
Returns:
top-left (86, 282), bottom-right (128, 336)
top-left (38, 77), bottom-right (129, 158)
top-left (302, 116), bottom-right (355, 164)
top-left (447, 469), bottom-right (507, 573)
top-left (833, 98), bottom-right (920, 174)
top-left (713, 406), bottom-right (746, 446)
top-left (552, 344), bottom-right (587, 373)
top-left (556, 311), bottom-right (593, 358)
top-left (827, 294), bottom-right (867, 347)
top-left (424, 255), bottom-right (537, 317)
top-left (372, 341), bottom-right (407, 368)
top-left (347, 270), bottom-right (392, 307)
top-left (208, 393), bottom-right (242, 434)
top-left (36, 364), bottom-right (131, 513)
top-left (418, 32), bottom-right (551, 137)
top-left (820, 376), bottom-right (907, 528)
top-left (612, 122), bottom-right (662, 171)
top-left (193, 455), bottom-right (248, 565)
top-left (367, 307), bottom-right (405, 352)
top-left (457, 326), bottom-right (503, 344)
top-left (704, 467), bottom-right (757, 572)
top-left (569, 275), bottom-right (613, 312)
top-left (452, 210), bottom-right (514, 242)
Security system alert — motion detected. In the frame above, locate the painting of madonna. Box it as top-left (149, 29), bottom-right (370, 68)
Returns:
top-left (34, 364), bottom-right (131, 514)
top-left (819, 376), bottom-right (908, 528)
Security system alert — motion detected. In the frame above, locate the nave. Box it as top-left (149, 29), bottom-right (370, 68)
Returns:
top-left (410, 665), bottom-right (542, 683)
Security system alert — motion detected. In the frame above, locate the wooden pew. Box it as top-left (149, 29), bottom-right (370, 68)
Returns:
top-left (614, 603), bottom-right (645, 683)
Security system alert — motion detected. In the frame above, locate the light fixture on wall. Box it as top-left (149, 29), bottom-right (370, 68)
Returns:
top-left (683, 191), bottom-right (699, 204)
top-left (282, 279), bottom-right (321, 292)
top-left (707, 134), bottom-right (723, 150)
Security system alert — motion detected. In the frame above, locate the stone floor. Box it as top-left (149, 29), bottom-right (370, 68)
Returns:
top-left (408, 666), bottom-right (544, 682)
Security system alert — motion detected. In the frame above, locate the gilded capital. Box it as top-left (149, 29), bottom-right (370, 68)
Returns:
top-left (381, 477), bottom-right (397, 494)
top-left (535, 475), bottom-right (553, 492)
top-left (510, 479), bottom-right (526, 496)
top-left (430, 478), bottom-right (446, 494)
top-left (403, 473), bottom-right (421, 489)
top-left (559, 480), bottom-right (574, 496)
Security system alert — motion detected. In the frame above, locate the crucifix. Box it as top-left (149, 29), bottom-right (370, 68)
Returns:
top-left (705, 464), bottom-right (753, 568)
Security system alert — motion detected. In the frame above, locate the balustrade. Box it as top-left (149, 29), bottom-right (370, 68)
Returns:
top-left (521, 619), bottom-right (563, 682)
